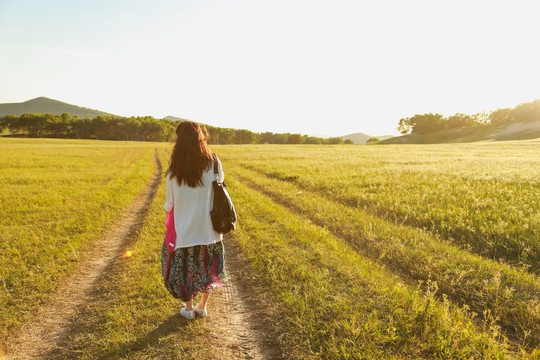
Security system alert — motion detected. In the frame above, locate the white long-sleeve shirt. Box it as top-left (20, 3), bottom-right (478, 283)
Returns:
top-left (164, 157), bottom-right (224, 249)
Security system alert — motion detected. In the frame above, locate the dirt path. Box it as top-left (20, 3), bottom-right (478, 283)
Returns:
top-left (5, 149), bottom-right (163, 360)
top-left (155, 149), bottom-right (281, 359)
top-left (204, 239), bottom-right (282, 360)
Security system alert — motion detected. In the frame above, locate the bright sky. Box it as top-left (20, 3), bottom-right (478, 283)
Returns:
top-left (1, 0), bottom-right (539, 137)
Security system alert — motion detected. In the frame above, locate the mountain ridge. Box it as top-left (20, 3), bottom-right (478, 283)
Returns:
top-left (0, 97), bottom-right (115, 118)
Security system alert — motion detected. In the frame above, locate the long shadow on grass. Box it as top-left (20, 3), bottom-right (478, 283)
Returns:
top-left (96, 314), bottom-right (188, 360)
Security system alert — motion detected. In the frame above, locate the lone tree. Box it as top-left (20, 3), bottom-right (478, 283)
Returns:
top-left (398, 113), bottom-right (445, 135)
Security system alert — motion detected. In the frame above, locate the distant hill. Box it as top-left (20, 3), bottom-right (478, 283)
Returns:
top-left (341, 132), bottom-right (395, 145)
top-left (0, 97), bottom-right (115, 118)
top-left (380, 121), bottom-right (540, 144)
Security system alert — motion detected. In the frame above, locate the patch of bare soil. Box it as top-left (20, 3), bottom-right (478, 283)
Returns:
top-left (488, 120), bottom-right (540, 138)
top-left (5, 150), bottom-right (163, 360)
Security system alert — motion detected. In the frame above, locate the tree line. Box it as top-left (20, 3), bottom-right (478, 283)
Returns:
top-left (0, 113), bottom-right (352, 144)
top-left (398, 99), bottom-right (540, 135)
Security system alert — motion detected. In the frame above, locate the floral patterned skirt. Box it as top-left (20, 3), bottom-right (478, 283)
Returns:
top-left (161, 240), bottom-right (227, 302)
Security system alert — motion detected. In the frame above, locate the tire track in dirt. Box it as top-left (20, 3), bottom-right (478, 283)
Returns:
top-left (5, 149), bottom-right (163, 360)
top-left (203, 238), bottom-right (283, 360)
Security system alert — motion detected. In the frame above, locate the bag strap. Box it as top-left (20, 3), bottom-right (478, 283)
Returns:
top-left (212, 153), bottom-right (218, 177)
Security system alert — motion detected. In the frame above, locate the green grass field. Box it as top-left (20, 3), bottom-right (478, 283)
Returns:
top-left (0, 138), bottom-right (166, 341)
top-left (1, 138), bottom-right (539, 359)
top-left (222, 142), bottom-right (540, 271)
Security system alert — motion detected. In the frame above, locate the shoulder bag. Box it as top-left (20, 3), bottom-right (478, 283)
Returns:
top-left (210, 154), bottom-right (237, 234)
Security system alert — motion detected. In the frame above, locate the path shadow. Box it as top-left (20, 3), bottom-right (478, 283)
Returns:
top-left (95, 313), bottom-right (188, 360)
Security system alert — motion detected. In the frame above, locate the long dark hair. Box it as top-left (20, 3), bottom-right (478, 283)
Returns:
top-left (167, 121), bottom-right (213, 187)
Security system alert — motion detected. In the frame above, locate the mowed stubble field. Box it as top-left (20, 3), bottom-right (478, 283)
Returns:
top-left (1, 137), bottom-right (539, 359)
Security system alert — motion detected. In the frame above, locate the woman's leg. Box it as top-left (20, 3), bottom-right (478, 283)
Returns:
top-left (185, 295), bottom-right (194, 311)
top-left (196, 293), bottom-right (210, 309)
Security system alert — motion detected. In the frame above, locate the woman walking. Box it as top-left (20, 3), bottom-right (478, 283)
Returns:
top-left (162, 121), bottom-right (228, 320)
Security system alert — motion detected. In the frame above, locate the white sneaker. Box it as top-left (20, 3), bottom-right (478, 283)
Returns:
top-left (193, 303), bottom-right (208, 318)
top-left (180, 307), bottom-right (195, 320)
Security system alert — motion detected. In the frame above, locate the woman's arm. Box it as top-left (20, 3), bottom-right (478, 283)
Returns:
top-left (216, 156), bottom-right (225, 183)
top-left (164, 174), bottom-right (174, 212)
